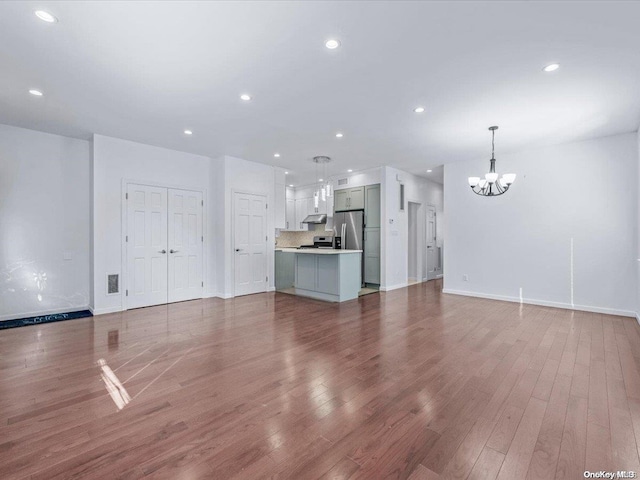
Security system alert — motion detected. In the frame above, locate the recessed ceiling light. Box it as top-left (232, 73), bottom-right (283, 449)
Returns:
top-left (274, 153), bottom-right (280, 158)
top-left (184, 130), bottom-right (193, 135)
top-left (414, 106), bottom-right (425, 113)
top-left (335, 132), bottom-right (343, 138)
top-left (240, 94), bottom-right (251, 101)
top-left (427, 169), bottom-right (432, 173)
top-left (543, 63), bottom-right (560, 72)
top-left (348, 169), bottom-right (353, 173)
top-left (319, 178), bottom-right (323, 182)
top-left (325, 39), bottom-right (340, 49)
top-left (29, 89), bottom-right (43, 96)
top-left (35, 10), bottom-right (57, 23)
top-left (289, 184), bottom-right (294, 187)
top-left (285, 171), bottom-right (289, 175)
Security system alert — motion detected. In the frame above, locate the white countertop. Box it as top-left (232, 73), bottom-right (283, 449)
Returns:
top-left (276, 247), bottom-right (363, 254)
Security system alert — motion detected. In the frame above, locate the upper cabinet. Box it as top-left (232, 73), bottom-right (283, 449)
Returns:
top-left (334, 186), bottom-right (364, 211)
top-left (364, 184), bottom-right (380, 228)
top-left (334, 189), bottom-right (349, 211)
top-left (274, 168), bottom-right (286, 229)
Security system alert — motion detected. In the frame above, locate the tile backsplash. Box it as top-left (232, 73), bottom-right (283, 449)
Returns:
top-left (276, 225), bottom-right (332, 247)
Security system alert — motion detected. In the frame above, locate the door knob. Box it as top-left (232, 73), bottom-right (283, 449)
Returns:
top-left (170, 249), bottom-right (179, 253)
top-left (235, 248), bottom-right (242, 252)
top-left (159, 249), bottom-right (167, 254)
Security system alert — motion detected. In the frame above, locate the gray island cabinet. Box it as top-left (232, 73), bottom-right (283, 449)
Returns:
top-left (276, 248), bottom-right (362, 302)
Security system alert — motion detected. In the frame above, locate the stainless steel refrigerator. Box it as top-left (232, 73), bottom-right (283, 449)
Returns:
top-left (333, 210), bottom-right (364, 287)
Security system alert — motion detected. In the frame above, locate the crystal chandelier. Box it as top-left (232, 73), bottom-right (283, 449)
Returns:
top-left (468, 126), bottom-right (516, 196)
top-left (312, 156), bottom-right (332, 210)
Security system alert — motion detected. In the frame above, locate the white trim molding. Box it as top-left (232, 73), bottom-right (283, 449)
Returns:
top-left (380, 282), bottom-right (408, 292)
top-left (442, 288), bottom-right (636, 318)
top-left (89, 305), bottom-right (123, 316)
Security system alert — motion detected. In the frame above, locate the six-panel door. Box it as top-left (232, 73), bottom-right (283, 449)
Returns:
top-left (168, 189), bottom-right (203, 303)
top-left (127, 184), bottom-right (203, 309)
top-left (127, 184), bottom-right (169, 308)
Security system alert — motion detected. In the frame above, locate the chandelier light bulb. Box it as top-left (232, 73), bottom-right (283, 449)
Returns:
top-left (485, 172), bottom-right (499, 184)
top-left (468, 177), bottom-right (480, 187)
top-left (502, 173), bottom-right (516, 185)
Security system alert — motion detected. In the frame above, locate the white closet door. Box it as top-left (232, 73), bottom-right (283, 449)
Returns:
top-left (234, 192), bottom-right (268, 296)
top-left (126, 184), bottom-right (168, 308)
top-left (168, 189), bottom-right (203, 303)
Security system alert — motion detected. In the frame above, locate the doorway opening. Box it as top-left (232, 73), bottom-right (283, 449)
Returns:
top-left (407, 201), bottom-right (423, 284)
top-left (426, 204), bottom-right (441, 280)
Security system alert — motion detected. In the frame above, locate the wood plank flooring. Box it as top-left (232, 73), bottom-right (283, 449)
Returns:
top-left (1, 279), bottom-right (640, 479)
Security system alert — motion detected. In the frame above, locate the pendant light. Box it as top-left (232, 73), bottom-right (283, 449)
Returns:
top-left (468, 126), bottom-right (516, 197)
top-left (312, 156), bottom-right (332, 211)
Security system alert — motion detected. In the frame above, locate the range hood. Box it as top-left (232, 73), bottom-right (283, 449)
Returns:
top-left (302, 214), bottom-right (327, 224)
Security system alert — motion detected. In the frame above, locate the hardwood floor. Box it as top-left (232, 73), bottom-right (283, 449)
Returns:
top-left (1, 279), bottom-right (640, 479)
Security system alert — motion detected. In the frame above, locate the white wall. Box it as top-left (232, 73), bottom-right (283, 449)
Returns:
top-left (0, 124), bottom-right (90, 321)
top-left (444, 132), bottom-right (637, 316)
top-left (381, 166), bottom-right (444, 291)
top-left (637, 128), bottom-right (640, 318)
top-left (91, 135), bottom-right (211, 314)
top-left (217, 155), bottom-right (276, 298)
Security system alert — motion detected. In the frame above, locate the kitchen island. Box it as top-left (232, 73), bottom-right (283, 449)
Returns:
top-left (276, 248), bottom-right (362, 302)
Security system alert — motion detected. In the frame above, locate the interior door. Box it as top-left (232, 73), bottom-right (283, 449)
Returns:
top-left (168, 189), bottom-right (203, 303)
top-left (426, 205), bottom-right (437, 280)
top-left (234, 192), bottom-right (268, 296)
top-left (126, 184), bottom-right (168, 308)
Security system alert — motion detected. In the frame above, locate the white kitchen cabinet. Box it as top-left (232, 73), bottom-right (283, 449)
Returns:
top-left (364, 227), bottom-right (381, 284)
top-left (285, 199), bottom-right (295, 230)
top-left (274, 168), bottom-right (286, 229)
top-left (334, 186), bottom-right (364, 211)
top-left (364, 184), bottom-right (380, 228)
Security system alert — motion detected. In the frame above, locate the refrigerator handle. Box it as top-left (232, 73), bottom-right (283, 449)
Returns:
top-left (341, 223), bottom-right (346, 249)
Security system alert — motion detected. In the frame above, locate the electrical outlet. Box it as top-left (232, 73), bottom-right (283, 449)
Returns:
top-left (463, 274), bottom-right (469, 282)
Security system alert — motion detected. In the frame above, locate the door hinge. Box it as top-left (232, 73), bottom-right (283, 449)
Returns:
top-left (126, 289), bottom-right (128, 296)
top-left (201, 281), bottom-right (203, 287)
top-left (201, 236), bottom-right (204, 242)
top-left (266, 276), bottom-right (268, 282)
top-left (126, 193), bottom-right (128, 200)
top-left (266, 203), bottom-right (268, 209)
top-left (265, 235), bottom-right (268, 241)
top-left (201, 200), bottom-right (203, 206)
top-left (126, 235), bottom-right (128, 242)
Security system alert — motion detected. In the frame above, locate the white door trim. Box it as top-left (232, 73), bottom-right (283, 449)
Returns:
top-left (231, 188), bottom-right (271, 297)
top-left (121, 179), bottom-right (207, 311)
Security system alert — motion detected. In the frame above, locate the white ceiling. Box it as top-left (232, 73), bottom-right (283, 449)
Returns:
top-left (1, 1), bottom-right (639, 187)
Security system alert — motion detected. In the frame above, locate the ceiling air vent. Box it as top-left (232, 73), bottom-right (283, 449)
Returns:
top-left (107, 274), bottom-right (119, 295)
top-left (337, 178), bottom-right (349, 186)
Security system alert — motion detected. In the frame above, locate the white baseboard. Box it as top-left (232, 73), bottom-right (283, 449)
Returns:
top-left (214, 292), bottom-right (234, 299)
top-left (636, 312), bottom-right (640, 327)
top-left (436, 274), bottom-right (444, 279)
top-left (380, 283), bottom-right (408, 292)
top-left (90, 305), bottom-right (124, 316)
top-left (1, 305), bottom-right (90, 322)
top-left (267, 287), bottom-right (276, 292)
top-left (442, 288), bottom-right (636, 318)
